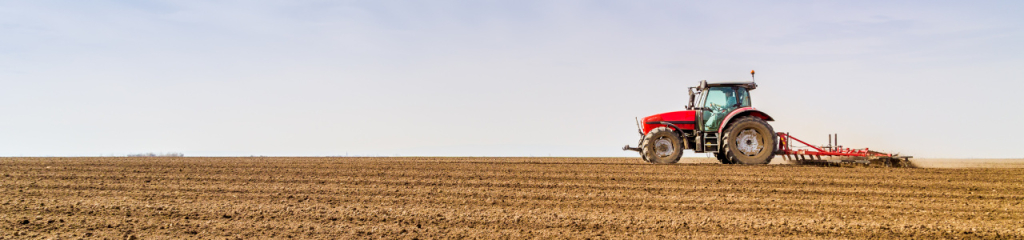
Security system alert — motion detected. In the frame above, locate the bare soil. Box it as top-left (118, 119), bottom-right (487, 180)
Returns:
top-left (2, 157), bottom-right (1022, 239)
top-left (905, 158), bottom-right (1024, 168)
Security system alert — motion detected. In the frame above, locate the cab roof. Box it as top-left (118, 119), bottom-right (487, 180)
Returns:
top-left (705, 81), bottom-right (757, 90)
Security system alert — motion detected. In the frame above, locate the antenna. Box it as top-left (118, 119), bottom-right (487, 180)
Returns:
top-left (750, 70), bottom-right (756, 83)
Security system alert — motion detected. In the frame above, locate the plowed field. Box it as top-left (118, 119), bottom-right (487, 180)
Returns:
top-left (2, 157), bottom-right (1022, 239)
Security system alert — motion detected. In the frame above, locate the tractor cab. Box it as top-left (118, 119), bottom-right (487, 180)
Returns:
top-left (687, 81), bottom-right (757, 132)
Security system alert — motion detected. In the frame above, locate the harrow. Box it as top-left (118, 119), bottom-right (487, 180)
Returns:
top-left (777, 133), bottom-right (913, 167)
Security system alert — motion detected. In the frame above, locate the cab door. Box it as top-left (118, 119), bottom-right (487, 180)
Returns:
top-left (700, 87), bottom-right (741, 132)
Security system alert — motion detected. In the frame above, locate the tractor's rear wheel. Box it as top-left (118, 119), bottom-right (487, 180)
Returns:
top-left (723, 116), bottom-right (776, 165)
top-left (641, 127), bottom-right (682, 164)
top-left (713, 152), bottom-right (733, 164)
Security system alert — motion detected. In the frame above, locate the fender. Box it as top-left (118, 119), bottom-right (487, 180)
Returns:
top-left (717, 107), bottom-right (775, 136)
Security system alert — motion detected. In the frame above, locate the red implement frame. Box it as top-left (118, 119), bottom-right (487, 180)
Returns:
top-left (776, 132), bottom-right (911, 167)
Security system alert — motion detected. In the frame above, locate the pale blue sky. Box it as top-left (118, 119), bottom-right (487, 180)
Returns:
top-left (1, 1), bottom-right (1022, 157)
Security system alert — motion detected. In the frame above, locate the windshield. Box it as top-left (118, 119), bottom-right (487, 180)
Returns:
top-left (703, 87), bottom-right (735, 109)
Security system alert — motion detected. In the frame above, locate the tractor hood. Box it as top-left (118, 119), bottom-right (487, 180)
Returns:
top-left (641, 110), bottom-right (697, 134)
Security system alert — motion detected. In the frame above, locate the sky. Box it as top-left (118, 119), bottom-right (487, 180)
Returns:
top-left (1, 1), bottom-right (1022, 158)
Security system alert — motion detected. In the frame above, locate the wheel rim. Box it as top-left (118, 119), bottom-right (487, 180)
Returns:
top-left (654, 137), bottom-right (674, 157)
top-left (736, 129), bottom-right (763, 156)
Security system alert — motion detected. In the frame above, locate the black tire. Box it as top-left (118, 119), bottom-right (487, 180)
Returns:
top-left (713, 152), bottom-right (733, 164)
top-left (641, 127), bottom-right (683, 164)
top-left (722, 116), bottom-right (776, 165)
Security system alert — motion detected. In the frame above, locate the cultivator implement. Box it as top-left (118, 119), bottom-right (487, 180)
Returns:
top-left (777, 133), bottom-right (913, 167)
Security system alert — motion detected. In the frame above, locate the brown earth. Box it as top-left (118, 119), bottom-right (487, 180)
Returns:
top-left (904, 158), bottom-right (1024, 169)
top-left (2, 157), bottom-right (1022, 239)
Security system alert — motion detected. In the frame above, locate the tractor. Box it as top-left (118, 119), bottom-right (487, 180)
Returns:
top-left (623, 71), bottom-right (777, 164)
top-left (624, 71), bottom-right (913, 166)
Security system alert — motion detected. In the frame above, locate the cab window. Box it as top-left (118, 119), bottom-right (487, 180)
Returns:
top-left (735, 87), bottom-right (751, 108)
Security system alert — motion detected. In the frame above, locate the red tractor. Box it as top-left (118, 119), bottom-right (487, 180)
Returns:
top-left (625, 71), bottom-right (913, 166)
top-left (624, 72), bottom-right (777, 164)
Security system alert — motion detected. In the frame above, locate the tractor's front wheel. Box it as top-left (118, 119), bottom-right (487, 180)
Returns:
top-left (723, 116), bottom-right (776, 165)
top-left (641, 127), bottom-right (682, 164)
